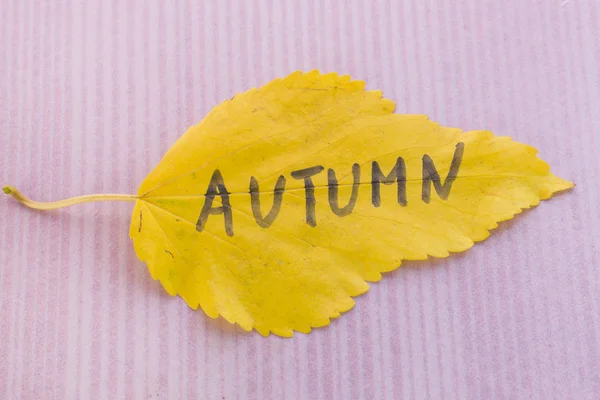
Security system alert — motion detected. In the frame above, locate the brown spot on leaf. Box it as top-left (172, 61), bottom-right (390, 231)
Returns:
top-left (138, 209), bottom-right (143, 232)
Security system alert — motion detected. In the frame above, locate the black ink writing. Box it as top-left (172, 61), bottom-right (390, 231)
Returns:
top-left (249, 175), bottom-right (286, 228)
top-left (421, 142), bottom-right (465, 203)
top-left (328, 164), bottom-right (360, 217)
top-left (291, 165), bottom-right (325, 226)
top-left (193, 143), bottom-right (466, 235)
top-left (196, 169), bottom-right (234, 236)
top-left (371, 157), bottom-right (407, 207)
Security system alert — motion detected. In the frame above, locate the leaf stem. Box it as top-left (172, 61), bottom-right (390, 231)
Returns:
top-left (2, 186), bottom-right (138, 210)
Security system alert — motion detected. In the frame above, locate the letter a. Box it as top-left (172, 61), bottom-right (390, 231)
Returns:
top-left (196, 169), bottom-right (234, 236)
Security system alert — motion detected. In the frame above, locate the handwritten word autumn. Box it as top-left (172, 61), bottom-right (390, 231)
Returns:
top-left (196, 142), bottom-right (465, 236)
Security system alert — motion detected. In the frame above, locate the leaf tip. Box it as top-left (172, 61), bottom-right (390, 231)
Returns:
top-left (553, 175), bottom-right (575, 193)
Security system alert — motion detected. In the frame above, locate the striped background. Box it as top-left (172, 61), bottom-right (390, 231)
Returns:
top-left (1, 1), bottom-right (599, 399)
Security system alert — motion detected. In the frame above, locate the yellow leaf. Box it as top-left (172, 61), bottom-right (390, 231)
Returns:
top-left (129, 71), bottom-right (573, 337)
top-left (3, 71), bottom-right (573, 337)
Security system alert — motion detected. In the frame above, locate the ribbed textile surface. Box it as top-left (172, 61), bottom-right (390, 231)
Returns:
top-left (1, 1), bottom-right (599, 399)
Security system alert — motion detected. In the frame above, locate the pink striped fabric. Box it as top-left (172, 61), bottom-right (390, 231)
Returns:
top-left (1, 1), bottom-right (599, 399)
